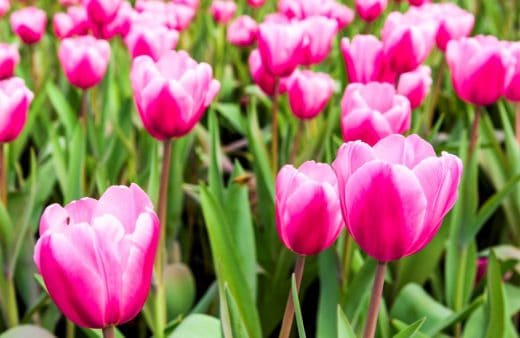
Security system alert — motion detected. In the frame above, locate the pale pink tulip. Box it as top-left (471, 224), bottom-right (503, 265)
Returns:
top-left (299, 16), bottom-right (338, 66)
top-left (227, 15), bottom-right (258, 47)
top-left (10, 7), bottom-right (47, 44)
top-left (0, 0), bottom-right (9, 17)
top-left (53, 6), bottom-right (90, 40)
top-left (247, 0), bottom-right (265, 8)
top-left (285, 70), bottom-right (335, 119)
top-left (504, 42), bottom-right (520, 102)
top-left (397, 65), bottom-right (432, 109)
top-left (125, 23), bottom-right (179, 61)
top-left (210, 0), bottom-right (236, 25)
top-left (84, 0), bottom-right (122, 24)
top-left (341, 35), bottom-right (390, 84)
top-left (434, 3), bottom-right (474, 52)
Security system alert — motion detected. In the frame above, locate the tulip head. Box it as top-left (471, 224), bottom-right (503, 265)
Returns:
top-left (299, 16), bottom-right (338, 66)
top-left (227, 15), bottom-right (258, 47)
top-left (355, 0), bottom-right (387, 22)
top-left (248, 49), bottom-right (278, 96)
top-left (397, 65), bottom-right (432, 109)
top-left (125, 23), bottom-right (179, 61)
top-left (210, 0), bottom-right (237, 25)
top-left (505, 42), bottom-right (520, 102)
top-left (0, 78), bottom-right (33, 143)
top-left (0, 43), bottom-right (19, 80)
top-left (10, 7), bottom-right (47, 44)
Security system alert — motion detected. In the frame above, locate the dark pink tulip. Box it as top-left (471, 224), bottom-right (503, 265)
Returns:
top-left (325, 2), bottom-right (354, 30)
top-left (408, 0), bottom-right (430, 5)
top-left (125, 23), bottom-right (179, 61)
top-left (34, 184), bottom-right (159, 328)
top-left (248, 49), bottom-right (277, 96)
top-left (0, 78), bottom-right (33, 143)
top-left (341, 82), bottom-right (411, 145)
top-left (332, 134), bottom-right (462, 262)
top-left (0, 43), bottom-right (19, 80)
top-left (58, 36), bottom-right (111, 90)
top-left (53, 6), bottom-right (90, 40)
top-left (130, 51), bottom-right (220, 140)
top-left (227, 15), bottom-right (257, 47)
top-left (433, 3), bottom-right (474, 52)
top-left (276, 161), bottom-right (343, 255)
top-left (397, 65), bottom-right (432, 109)
top-left (85, 0), bottom-right (122, 24)
top-left (91, 1), bottom-right (133, 39)
top-left (299, 16), bottom-right (337, 66)
top-left (0, 0), bottom-right (9, 17)
top-left (355, 0), bottom-right (387, 22)
top-left (10, 7), bottom-right (47, 44)
top-left (504, 42), bottom-right (520, 102)
top-left (446, 36), bottom-right (514, 106)
top-left (247, 0), bottom-right (265, 8)
top-left (286, 70), bottom-right (335, 120)
top-left (257, 21), bottom-right (305, 77)
top-left (210, 0), bottom-right (236, 25)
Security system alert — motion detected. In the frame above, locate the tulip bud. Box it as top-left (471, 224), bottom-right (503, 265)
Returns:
top-left (125, 23), bottom-right (179, 61)
top-left (248, 49), bottom-right (277, 96)
top-left (0, 43), bottom-right (19, 80)
top-left (0, 0), bottom-right (9, 17)
top-left (341, 35), bottom-right (390, 84)
top-left (0, 78), bottom-right (33, 143)
top-left (397, 65), bottom-right (432, 109)
top-left (325, 2), bottom-right (354, 30)
top-left (53, 6), bottom-right (90, 40)
top-left (299, 16), bottom-right (338, 66)
top-left (84, 0), bottom-right (122, 24)
top-left (227, 15), bottom-right (258, 47)
top-left (434, 3), bottom-right (474, 52)
top-left (210, 0), bottom-right (236, 25)
top-left (355, 0), bottom-right (387, 22)
top-left (504, 42), bottom-right (520, 102)
top-left (247, 0), bottom-right (265, 8)
top-left (10, 7), bottom-right (47, 45)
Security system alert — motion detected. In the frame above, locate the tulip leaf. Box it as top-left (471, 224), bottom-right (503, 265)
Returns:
top-left (46, 82), bottom-right (76, 139)
top-left (65, 124), bottom-right (86, 202)
top-left (168, 314), bottom-right (223, 338)
top-left (208, 109), bottom-right (224, 200)
top-left (337, 306), bottom-right (357, 338)
top-left (484, 251), bottom-right (506, 338)
top-left (316, 249), bottom-right (340, 338)
top-left (214, 102), bottom-right (245, 134)
top-left (291, 273), bottom-right (307, 338)
top-left (0, 325), bottom-right (56, 338)
top-left (343, 258), bottom-right (377, 325)
top-left (391, 317), bottom-right (426, 338)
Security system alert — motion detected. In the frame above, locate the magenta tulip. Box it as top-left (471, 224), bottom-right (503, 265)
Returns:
top-left (84, 0), bottom-right (122, 24)
top-left (53, 6), bottom-right (90, 40)
top-left (332, 134), bottom-right (462, 261)
top-left (397, 65), bottom-right (432, 109)
top-left (227, 15), bottom-right (258, 47)
top-left (247, 0), bottom-right (265, 8)
top-left (408, 0), bottom-right (430, 5)
top-left (0, 43), bottom-right (19, 80)
top-left (433, 3), bottom-right (474, 52)
top-left (34, 184), bottom-right (159, 328)
top-left (10, 7), bottom-right (47, 44)
top-left (248, 49), bottom-right (277, 96)
top-left (505, 42), bottom-right (520, 102)
top-left (125, 23), bottom-right (179, 61)
top-left (299, 16), bottom-right (338, 66)
top-left (276, 161), bottom-right (343, 255)
top-left (0, 78), bottom-right (33, 143)
top-left (130, 50), bottom-right (220, 140)
top-left (341, 82), bottom-right (411, 145)
top-left (446, 36), bottom-right (514, 106)
top-left (355, 0), bottom-right (387, 22)
top-left (210, 0), bottom-right (236, 25)
top-left (0, 0), bottom-right (9, 17)
top-left (58, 36), bottom-right (111, 90)
top-left (341, 35), bottom-right (388, 84)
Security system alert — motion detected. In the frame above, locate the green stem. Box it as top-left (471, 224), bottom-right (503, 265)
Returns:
top-left (363, 262), bottom-right (387, 338)
top-left (423, 58), bottom-right (446, 134)
top-left (5, 276), bottom-right (18, 327)
top-left (340, 232), bottom-right (354, 302)
top-left (271, 79), bottom-right (280, 174)
top-left (278, 255), bottom-right (306, 338)
top-left (468, 106), bottom-right (482, 157)
top-left (289, 120), bottom-right (304, 164)
top-left (102, 326), bottom-right (115, 338)
top-left (0, 143), bottom-right (6, 205)
top-left (66, 319), bottom-right (75, 338)
top-left (80, 90), bottom-right (88, 124)
top-left (515, 103), bottom-right (520, 146)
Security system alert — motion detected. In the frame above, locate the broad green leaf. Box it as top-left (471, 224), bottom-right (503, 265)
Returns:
top-left (168, 314), bottom-right (223, 338)
top-left (392, 318), bottom-right (426, 338)
top-left (462, 306), bottom-right (486, 338)
top-left (337, 306), bottom-right (357, 338)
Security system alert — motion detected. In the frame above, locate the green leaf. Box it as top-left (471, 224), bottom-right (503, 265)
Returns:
top-left (168, 314), bottom-right (223, 338)
top-left (214, 102), bottom-right (245, 134)
top-left (343, 259), bottom-right (377, 325)
top-left (46, 82), bottom-right (76, 138)
top-left (316, 249), bottom-right (340, 338)
top-left (392, 318), bottom-right (426, 338)
top-left (65, 124), bottom-right (86, 202)
top-left (484, 251), bottom-right (506, 338)
top-left (0, 325), bottom-right (56, 338)
top-left (208, 110), bottom-right (224, 200)
top-left (337, 306), bottom-right (357, 338)
top-left (291, 274), bottom-right (306, 338)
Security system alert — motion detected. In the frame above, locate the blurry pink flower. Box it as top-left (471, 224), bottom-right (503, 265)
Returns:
top-left (248, 49), bottom-right (278, 96)
top-left (247, 0), bottom-right (265, 8)
top-left (130, 50), bottom-right (220, 140)
top-left (408, 0), bottom-right (430, 5)
top-left (34, 184), bottom-right (159, 328)
top-left (10, 7), bottom-right (47, 44)
top-left (332, 134), bottom-right (462, 261)
top-left (355, 0), bottom-right (387, 22)
top-left (84, 0), bottom-right (122, 24)
top-left (165, 3), bottom-right (196, 31)
top-left (227, 15), bottom-right (258, 47)
top-left (0, 0), bottom-right (9, 17)
top-left (210, 0), bottom-right (236, 25)
top-left (53, 6), bottom-right (90, 40)
top-left (0, 43), bottom-right (19, 80)
top-left (276, 161), bottom-right (343, 255)
top-left (341, 35), bottom-right (386, 84)
top-left (397, 65), bottom-right (432, 109)
top-left (91, 1), bottom-right (133, 39)
top-left (325, 2), bottom-right (354, 30)
top-left (173, 0), bottom-right (199, 9)
top-left (0, 77), bottom-right (33, 143)
top-left (299, 16), bottom-right (338, 66)
top-left (446, 36), bottom-right (514, 106)
top-left (58, 36), bottom-right (111, 89)
top-left (257, 21), bottom-right (305, 77)
top-left (125, 24), bottom-right (179, 61)
top-left (505, 42), bottom-right (520, 102)
top-left (285, 70), bottom-right (335, 119)
top-left (341, 82), bottom-right (411, 145)
top-left (434, 3), bottom-right (474, 52)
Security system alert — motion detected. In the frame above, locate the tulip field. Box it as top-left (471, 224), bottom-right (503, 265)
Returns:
top-left (1, 0), bottom-right (520, 337)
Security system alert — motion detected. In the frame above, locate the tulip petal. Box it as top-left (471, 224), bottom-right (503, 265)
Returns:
top-left (373, 134), bottom-right (435, 168)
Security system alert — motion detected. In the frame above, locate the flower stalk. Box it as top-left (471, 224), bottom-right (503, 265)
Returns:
top-left (363, 262), bottom-right (387, 338)
top-left (278, 255), bottom-right (306, 338)
top-left (271, 79), bottom-right (280, 174)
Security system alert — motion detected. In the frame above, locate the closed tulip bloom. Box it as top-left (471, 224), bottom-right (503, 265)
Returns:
top-left (165, 3), bottom-right (196, 31)
top-left (34, 184), bottom-right (159, 328)
top-left (125, 24), bottom-right (179, 61)
top-left (85, 0), bottom-right (122, 24)
top-left (58, 36), bottom-right (110, 90)
top-left (286, 70), bottom-right (335, 120)
top-left (0, 78), bottom-right (33, 143)
top-left (434, 3), bottom-right (474, 52)
top-left (53, 6), bottom-right (90, 40)
top-left (0, 43), bottom-right (19, 80)
top-left (210, 0), bottom-right (236, 25)
top-left (397, 65), bottom-right (432, 109)
top-left (355, 0), bottom-right (387, 22)
top-left (0, 0), bottom-right (9, 17)
top-left (131, 50), bottom-right (220, 140)
top-left (299, 16), bottom-right (338, 66)
top-left (248, 49), bottom-right (277, 96)
top-left (10, 7), bottom-right (47, 44)
top-left (332, 134), bottom-right (462, 261)
top-left (276, 161), bottom-right (343, 255)
top-left (341, 82), bottom-right (411, 145)
top-left (446, 36), bottom-right (514, 106)
top-left (247, 0), bottom-right (265, 8)
top-left (504, 42), bottom-right (520, 102)
top-left (227, 15), bottom-right (258, 47)
top-left (325, 2), bottom-right (355, 30)
top-left (341, 35), bottom-right (386, 84)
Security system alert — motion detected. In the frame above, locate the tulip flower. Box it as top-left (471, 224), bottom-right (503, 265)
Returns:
top-left (505, 42), bottom-right (520, 102)
top-left (341, 82), bottom-right (411, 145)
top-left (10, 7), bottom-right (48, 44)
top-left (355, 0), bottom-right (387, 22)
top-left (166, 3), bottom-right (196, 31)
top-left (34, 184), bottom-right (160, 330)
top-left (433, 3), bottom-right (474, 52)
top-left (325, 2), bottom-right (355, 30)
top-left (53, 6), bottom-right (90, 40)
top-left (130, 50), bottom-right (220, 140)
top-left (84, 0), bottom-right (122, 24)
top-left (60, 0), bottom-right (81, 6)
top-left (0, 0), bottom-right (9, 17)
top-left (247, 0), bottom-right (265, 8)
top-left (0, 77), bottom-right (34, 143)
top-left (299, 16), bottom-right (338, 66)
top-left (397, 65), bottom-right (432, 109)
top-left (0, 43), bottom-right (19, 80)
top-left (227, 15), bottom-right (258, 47)
top-left (125, 23), bottom-right (179, 61)
top-left (408, 0), bottom-right (430, 5)
top-left (58, 36), bottom-right (111, 90)
top-left (248, 49), bottom-right (277, 96)
top-left (210, 0), bottom-right (236, 25)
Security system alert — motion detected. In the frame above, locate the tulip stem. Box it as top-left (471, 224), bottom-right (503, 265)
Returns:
top-left (5, 276), bottom-right (18, 327)
top-left (289, 120), bottom-right (304, 164)
top-left (515, 103), bottom-right (520, 146)
top-left (80, 90), bottom-right (88, 124)
top-left (363, 262), bottom-right (387, 338)
top-left (102, 326), bottom-right (115, 338)
top-left (468, 105), bottom-right (482, 157)
top-left (271, 79), bottom-right (280, 174)
top-left (0, 143), bottom-right (6, 205)
top-left (66, 320), bottom-right (75, 338)
top-left (278, 255), bottom-right (306, 338)
top-left (340, 232), bottom-right (354, 302)
top-left (423, 58), bottom-right (446, 134)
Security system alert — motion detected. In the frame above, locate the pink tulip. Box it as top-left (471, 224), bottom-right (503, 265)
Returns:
top-left (355, 0), bottom-right (387, 22)
top-left (227, 15), bottom-right (258, 47)
top-left (58, 36), bottom-right (111, 90)
top-left (60, 0), bottom-right (81, 6)
top-left (0, 78), bottom-right (33, 143)
top-left (504, 42), bottom-right (520, 102)
top-left (332, 134), bottom-right (462, 261)
top-left (91, 1), bottom-right (133, 39)
top-left (0, 0), bottom-right (9, 17)
top-left (247, 0), bottom-right (265, 8)
top-left (299, 16), bottom-right (338, 66)
top-left (285, 70), bottom-right (335, 120)
top-left (276, 161), bottom-right (343, 255)
top-left (130, 50), bottom-right (220, 140)
top-left (125, 23), bottom-right (179, 61)
top-left (433, 3), bottom-right (474, 52)
top-left (10, 7), bottom-right (47, 45)
top-left (446, 36), bottom-right (514, 106)
top-left (341, 82), bottom-right (411, 145)
top-left (174, 0), bottom-right (199, 9)
top-left (34, 184), bottom-right (159, 328)
top-left (165, 3), bottom-right (196, 31)
top-left (84, 0), bottom-right (122, 24)
top-left (53, 6), bottom-right (90, 40)
top-left (341, 35), bottom-right (387, 84)
top-left (0, 43), bottom-right (19, 80)
top-left (325, 2), bottom-right (355, 30)
top-left (397, 65), bottom-right (432, 109)
top-left (210, 0), bottom-right (236, 25)
top-left (248, 49), bottom-right (277, 96)
top-left (408, 0), bottom-right (430, 5)
top-left (257, 21), bottom-right (305, 77)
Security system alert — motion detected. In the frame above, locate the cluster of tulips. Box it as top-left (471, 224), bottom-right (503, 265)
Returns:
top-left (0, 0), bottom-right (519, 337)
